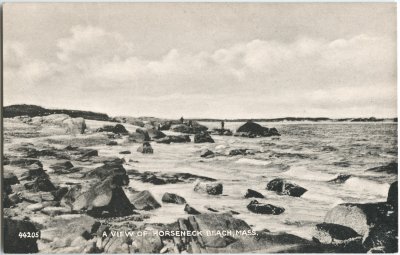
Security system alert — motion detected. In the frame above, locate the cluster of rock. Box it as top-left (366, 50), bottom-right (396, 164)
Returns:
top-left (234, 121), bottom-right (280, 138)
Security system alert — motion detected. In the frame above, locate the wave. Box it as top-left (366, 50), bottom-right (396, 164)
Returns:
top-left (235, 158), bottom-right (271, 166)
top-left (283, 166), bottom-right (337, 181)
top-left (343, 177), bottom-right (390, 197)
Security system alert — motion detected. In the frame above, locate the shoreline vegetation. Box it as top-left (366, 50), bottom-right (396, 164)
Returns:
top-left (3, 104), bottom-right (397, 123)
top-left (3, 104), bottom-right (398, 253)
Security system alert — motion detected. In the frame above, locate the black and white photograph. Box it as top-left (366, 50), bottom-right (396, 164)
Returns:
top-left (2, 2), bottom-right (398, 253)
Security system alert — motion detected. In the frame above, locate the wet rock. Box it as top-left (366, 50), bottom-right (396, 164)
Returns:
top-left (119, 150), bottom-right (131, 154)
top-left (85, 162), bottom-right (129, 186)
top-left (244, 189), bottom-right (265, 199)
top-left (194, 181), bottom-right (223, 195)
top-left (367, 162), bottom-right (397, 174)
top-left (235, 121), bottom-right (280, 137)
top-left (137, 142), bottom-right (154, 154)
top-left (4, 218), bottom-right (39, 253)
top-left (387, 181), bottom-right (397, 207)
top-left (266, 178), bottom-right (307, 197)
top-left (50, 160), bottom-right (75, 174)
top-left (313, 223), bottom-right (362, 245)
top-left (185, 204), bottom-right (201, 215)
top-left (324, 202), bottom-right (395, 237)
top-left (127, 170), bottom-right (216, 185)
top-left (363, 220), bottom-right (398, 253)
top-left (21, 163), bottom-right (48, 181)
top-left (63, 177), bottom-right (134, 217)
top-left (24, 176), bottom-right (57, 192)
top-left (156, 135), bottom-right (191, 144)
top-left (247, 200), bottom-right (285, 215)
top-left (131, 190), bottom-right (161, 210)
top-left (106, 141), bottom-right (118, 146)
top-left (327, 174), bottom-right (351, 184)
top-left (4, 172), bottom-right (19, 186)
top-left (229, 149), bottom-right (254, 156)
top-left (200, 149), bottom-right (215, 158)
top-left (162, 193), bottom-right (187, 204)
top-left (194, 132), bottom-right (215, 143)
top-left (128, 131), bottom-right (150, 143)
top-left (147, 128), bottom-right (166, 139)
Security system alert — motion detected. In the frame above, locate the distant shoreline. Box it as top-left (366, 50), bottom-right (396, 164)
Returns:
top-left (3, 104), bottom-right (397, 123)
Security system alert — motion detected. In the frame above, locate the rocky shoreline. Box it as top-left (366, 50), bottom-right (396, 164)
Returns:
top-left (3, 113), bottom-right (398, 253)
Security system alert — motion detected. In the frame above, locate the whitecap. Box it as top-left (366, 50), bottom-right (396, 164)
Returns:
top-left (235, 158), bottom-right (271, 166)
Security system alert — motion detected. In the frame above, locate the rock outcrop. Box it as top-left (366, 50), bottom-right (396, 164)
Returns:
top-left (162, 193), bottom-right (187, 204)
top-left (194, 181), bottom-right (223, 195)
top-left (194, 132), bottom-right (215, 143)
top-left (367, 162), bottom-right (397, 175)
top-left (266, 178), bottom-right (307, 197)
top-left (156, 135), bottom-right (191, 144)
top-left (244, 189), bottom-right (265, 198)
top-left (130, 190), bottom-right (161, 210)
top-left (247, 200), bottom-right (285, 215)
top-left (235, 121), bottom-right (280, 137)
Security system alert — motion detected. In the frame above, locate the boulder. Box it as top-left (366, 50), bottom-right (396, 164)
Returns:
top-left (24, 176), bottom-right (57, 192)
top-left (106, 141), bottom-right (118, 146)
top-left (131, 190), bottom-right (161, 210)
top-left (85, 162), bottom-right (129, 186)
top-left (21, 163), bottom-right (48, 180)
top-left (362, 220), bottom-right (398, 253)
top-left (171, 122), bottom-right (208, 134)
top-left (119, 150), bottom-right (131, 154)
top-left (236, 121), bottom-right (280, 137)
top-left (313, 223), bottom-right (362, 245)
top-left (4, 172), bottom-right (19, 186)
top-left (194, 181), bottom-right (223, 195)
top-left (184, 204), bottom-right (201, 215)
top-left (162, 193), bottom-right (187, 204)
top-left (128, 131), bottom-right (150, 143)
top-left (4, 218), bottom-right (39, 253)
top-left (62, 177), bottom-right (134, 217)
top-left (327, 174), bottom-right (351, 184)
top-left (156, 135), bottom-right (191, 144)
top-left (211, 128), bottom-right (233, 136)
top-left (247, 200), bottom-right (285, 215)
top-left (194, 132), bottom-right (215, 143)
top-left (137, 142), bottom-right (154, 154)
top-left (50, 161), bottom-right (75, 174)
top-left (387, 181), bottom-right (397, 207)
top-left (97, 124), bottom-right (128, 134)
top-left (200, 149), bottom-right (215, 158)
top-left (244, 189), bottom-right (265, 199)
top-left (62, 117), bottom-right (86, 134)
top-left (127, 170), bottom-right (216, 185)
top-left (146, 128), bottom-right (166, 139)
top-left (229, 149), bottom-right (254, 156)
top-left (266, 178), bottom-right (307, 197)
top-left (324, 202), bottom-right (395, 237)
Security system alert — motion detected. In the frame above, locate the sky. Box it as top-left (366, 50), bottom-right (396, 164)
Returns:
top-left (3, 3), bottom-right (397, 118)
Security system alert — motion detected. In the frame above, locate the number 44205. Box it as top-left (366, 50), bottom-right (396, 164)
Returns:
top-left (18, 232), bottom-right (40, 238)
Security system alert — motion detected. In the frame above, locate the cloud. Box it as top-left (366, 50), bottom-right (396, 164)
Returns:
top-left (3, 25), bottom-right (396, 118)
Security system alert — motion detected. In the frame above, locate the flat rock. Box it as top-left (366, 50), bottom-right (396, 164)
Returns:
top-left (247, 200), bottom-right (285, 215)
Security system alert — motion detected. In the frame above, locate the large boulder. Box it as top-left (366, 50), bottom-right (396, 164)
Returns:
top-left (247, 200), bottom-right (285, 215)
top-left (194, 132), bottom-right (214, 143)
top-left (137, 142), bottom-right (154, 154)
top-left (4, 218), bottom-right (39, 253)
top-left (184, 204), bottom-right (201, 215)
top-left (62, 117), bottom-right (86, 134)
top-left (194, 181), bottom-right (223, 195)
top-left (266, 178), bottom-right (307, 197)
top-left (62, 177), bottom-right (134, 217)
top-left (131, 190), bottom-right (161, 210)
top-left (235, 121), bottom-right (280, 137)
top-left (85, 161), bottom-right (129, 186)
top-left (156, 135), bottom-right (190, 144)
top-left (313, 223), bottom-right (362, 246)
top-left (324, 203), bottom-right (395, 237)
top-left (171, 122), bottom-right (208, 134)
top-left (162, 193), bottom-right (186, 204)
top-left (128, 131), bottom-right (150, 143)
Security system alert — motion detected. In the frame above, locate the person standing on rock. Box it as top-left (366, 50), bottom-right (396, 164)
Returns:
top-left (188, 120), bottom-right (193, 127)
top-left (180, 116), bottom-right (184, 124)
top-left (221, 120), bottom-right (225, 130)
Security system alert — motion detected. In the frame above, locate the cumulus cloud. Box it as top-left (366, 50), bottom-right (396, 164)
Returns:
top-left (4, 25), bottom-right (396, 118)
